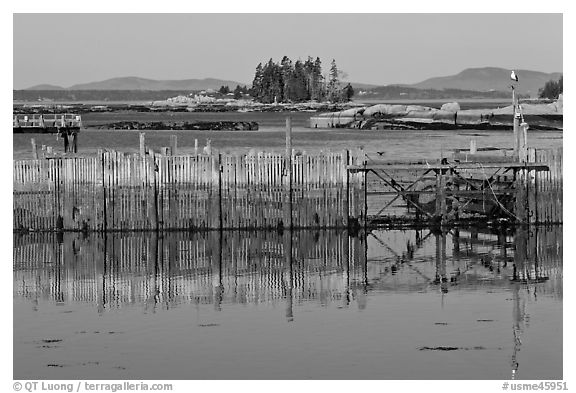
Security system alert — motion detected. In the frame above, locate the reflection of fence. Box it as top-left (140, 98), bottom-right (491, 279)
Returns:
top-left (13, 231), bottom-right (366, 311)
top-left (13, 151), bottom-right (365, 231)
top-left (13, 227), bottom-right (562, 312)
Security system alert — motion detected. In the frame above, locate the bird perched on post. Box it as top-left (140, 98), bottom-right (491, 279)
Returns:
top-left (510, 70), bottom-right (519, 82)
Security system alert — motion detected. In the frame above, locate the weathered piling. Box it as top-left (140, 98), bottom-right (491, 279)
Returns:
top-left (31, 138), bottom-right (38, 160)
top-left (139, 133), bottom-right (146, 157)
top-left (284, 116), bottom-right (293, 229)
top-left (170, 135), bottom-right (178, 156)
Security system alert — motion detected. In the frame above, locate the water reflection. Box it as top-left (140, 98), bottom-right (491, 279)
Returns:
top-left (13, 227), bottom-right (562, 314)
top-left (13, 226), bottom-right (562, 380)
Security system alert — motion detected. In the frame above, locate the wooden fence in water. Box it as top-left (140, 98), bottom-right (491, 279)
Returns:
top-left (12, 147), bottom-right (562, 231)
top-left (13, 150), bottom-right (365, 231)
top-left (523, 148), bottom-right (563, 225)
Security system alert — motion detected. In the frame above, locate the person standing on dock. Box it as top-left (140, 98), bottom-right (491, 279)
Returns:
top-left (60, 129), bottom-right (69, 153)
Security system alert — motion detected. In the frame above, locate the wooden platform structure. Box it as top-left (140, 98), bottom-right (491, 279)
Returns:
top-left (352, 147), bottom-right (562, 227)
top-left (13, 114), bottom-right (82, 134)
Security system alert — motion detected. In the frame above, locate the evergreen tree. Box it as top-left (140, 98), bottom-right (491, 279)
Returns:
top-left (343, 83), bottom-right (354, 101)
top-left (233, 85), bottom-right (243, 99)
top-left (327, 59), bottom-right (340, 103)
top-left (250, 56), bottom-right (341, 103)
top-left (288, 60), bottom-right (309, 101)
top-left (280, 56), bottom-right (293, 102)
top-left (251, 63), bottom-right (264, 99)
top-left (312, 57), bottom-right (324, 101)
top-left (219, 85), bottom-right (230, 94)
top-left (539, 76), bottom-right (563, 99)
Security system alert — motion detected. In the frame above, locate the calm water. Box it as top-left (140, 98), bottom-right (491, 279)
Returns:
top-left (14, 227), bottom-right (562, 380)
top-left (13, 111), bottom-right (562, 160)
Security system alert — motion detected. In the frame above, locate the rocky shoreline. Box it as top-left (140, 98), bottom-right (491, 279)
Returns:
top-left (311, 98), bottom-right (563, 131)
top-left (94, 120), bottom-right (259, 131)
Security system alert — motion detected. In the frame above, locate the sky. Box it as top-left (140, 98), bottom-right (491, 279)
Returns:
top-left (12, 13), bottom-right (563, 89)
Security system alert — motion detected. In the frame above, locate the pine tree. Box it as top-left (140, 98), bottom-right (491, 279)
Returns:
top-left (280, 56), bottom-right (293, 102)
top-left (251, 63), bottom-right (264, 99)
top-left (312, 57), bottom-right (324, 101)
top-left (343, 83), bottom-right (354, 101)
top-left (328, 59), bottom-right (340, 103)
top-left (289, 60), bottom-right (309, 101)
top-left (233, 85), bottom-right (243, 100)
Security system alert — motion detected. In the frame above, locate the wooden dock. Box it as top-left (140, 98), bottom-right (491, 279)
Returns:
top-left (13, 114), bottom-right (82, 134)
top-left (13, 146), bottom-right (562, 231)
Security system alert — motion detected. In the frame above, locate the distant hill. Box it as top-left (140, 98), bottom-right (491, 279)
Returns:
top-left (25, 84), bottom-right (65, 90)
top-left (410, 67), bottom-right (562, 97)
top-left (24, 77), bottom-right (247, 91)
top-left (68, 76), bottom-right (248, 91)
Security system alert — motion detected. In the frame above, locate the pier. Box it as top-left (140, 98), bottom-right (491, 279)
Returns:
top-left (13, 113), bottom-right (82, 134)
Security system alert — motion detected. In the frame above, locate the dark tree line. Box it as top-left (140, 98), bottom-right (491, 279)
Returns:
top-left (219, 85), bottom-right (250, 99)
top-left (539, 76), bottom-right (563, 99)
top-left (250, 56), bottom-right (354, 103)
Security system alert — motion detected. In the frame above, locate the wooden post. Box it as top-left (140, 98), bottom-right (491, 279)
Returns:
top-left (363, 161), bottom-right (368, 229)
top-left (72, 131), bottom-right (78, 153)
top-left (514, 168), bottom-right (526, 224)
top-left (345, 149), bottom-right (350, 228)
top-left (139, 133), bottom-right (146, 157)
top-left (512, 88), bottom-right (522, 160)
top-left (519, 122), bottom-right (529, 163)
top-left (31, 138), bottom-right (38, 159)
top-left (470, 139), bottom-right (477, 154)
top-left (98, 150), bottom-right (106, 231)
top-left (284, 116), bottom-right (293, 229)
top-left (218, 153), bottom-right (223, 230)
top-left (194, 139), bottom-right (198, 155)
top-left (149, 149), bottom-right (158, 231)
top-left (436, 168), bottom-right (447, 223)
top-left (170, 135), bottom-right (177, 156)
